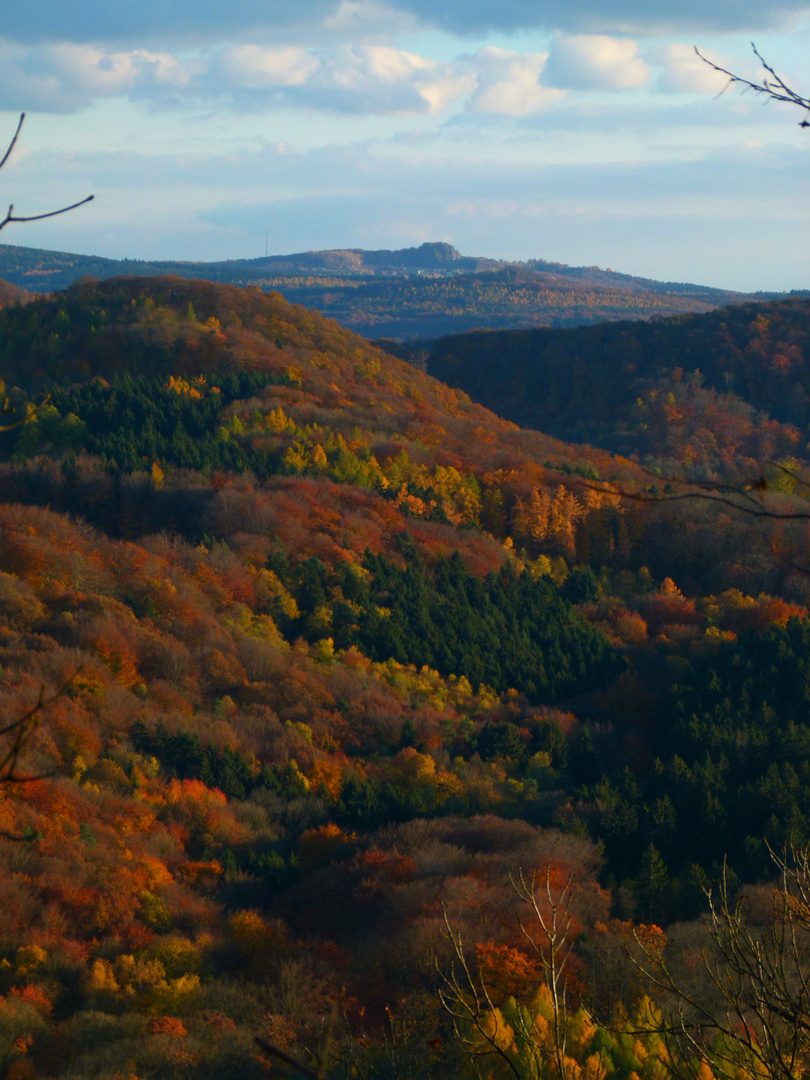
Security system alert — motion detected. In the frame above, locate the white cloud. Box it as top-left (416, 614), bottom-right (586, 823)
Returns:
top-left (50, 44), bottom-right (193, 93)
top-left (327, 45), bottom-right (431, 88)
top-left (544, 35), bottom-right (650, 90)
top-left (0, 30), bottom-right (795, 123)
top-left (0, 41), bottom-right (196, 111)
top-left (220, 46), bottom-right (320, 89)
top-left (658, 44), bottom-right (736, 93)
top-left (414, 71), bottom-right (478, 114)
top-left (467, 47), bottom-right (567, 115)
top-left (298, 45), bottom-right (473, 114)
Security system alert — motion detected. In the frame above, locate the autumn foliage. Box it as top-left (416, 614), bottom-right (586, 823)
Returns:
top-left (0, 277), bottom-right (808, 1077)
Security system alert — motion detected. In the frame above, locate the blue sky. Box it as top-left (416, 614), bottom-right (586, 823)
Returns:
top-left (0, 0), bottom-right (807, 290)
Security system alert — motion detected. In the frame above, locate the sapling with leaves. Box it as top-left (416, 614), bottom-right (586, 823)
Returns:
top-left (438, 864), bottom-right (581, 1080)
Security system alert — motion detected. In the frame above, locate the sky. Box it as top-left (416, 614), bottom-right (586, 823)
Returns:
top-left (0, 0), bottom-right (807, 291)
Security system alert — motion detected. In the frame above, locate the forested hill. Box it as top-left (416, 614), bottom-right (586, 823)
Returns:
top-left (388, 296), bottom-right (810, 478)
top-left (5, 274), bottom-right (810, 1076)
top-left (0, 239), bottom-right (784, 337)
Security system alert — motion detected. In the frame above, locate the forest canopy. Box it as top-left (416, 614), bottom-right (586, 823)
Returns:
top-left (1, 276), bottom-right (809, 1079)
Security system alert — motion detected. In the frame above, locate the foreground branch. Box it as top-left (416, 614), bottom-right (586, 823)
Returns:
top-left (695, 43), bottom-right (810, 127)
top-left (255, 998), bottom-right (339, 1079)
top-left (631, 848), bottom-right (810, 1080)
top-left (572, 459), bottom-right (810, 522)
top-left (0, 669), bottom-right (80, 786)
top-left (0, 112), bottom-right (94, 232)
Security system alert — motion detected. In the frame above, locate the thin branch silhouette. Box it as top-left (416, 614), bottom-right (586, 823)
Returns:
top-left (629, 848), bottom-right (810, 1080)
top-left (0, 113), bottom-right (24, 172)
top-left (255, 998), bottom-right (340, 1079)
top-left (438, 866), bottom-right (580, 1079)
top-left (0, 392), bottom-right (51, 433)
top-left (0, 112), bottom-right (94, 233)
top-left (695, 43), bottom-right (809, 127)
top-left (573, 461), bottom-right (810, 523)
top-left (0, 668), bottom-right (80, 788)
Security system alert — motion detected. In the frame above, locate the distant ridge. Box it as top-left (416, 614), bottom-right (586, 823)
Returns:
top-left (0, 240), bottom-right (498, 291)
top-left (0, 240), bottom-right (804, 338)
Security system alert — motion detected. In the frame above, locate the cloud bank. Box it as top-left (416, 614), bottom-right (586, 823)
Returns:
top-left (0, 40), bottom-right (567, 115)
top-left (2, 0), bottom-right (807, 46)
top-left (467, 48), bottom-right (566, 115)
top-left (0, 31), bottom-right (786, 115)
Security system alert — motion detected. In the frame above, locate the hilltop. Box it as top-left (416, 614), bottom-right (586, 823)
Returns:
top-left (0, 277), bottom-right (31, 307)
top-left (0, 239), bottom-right (795, 338)
top-left (0, 240), bottom-right (496, 291)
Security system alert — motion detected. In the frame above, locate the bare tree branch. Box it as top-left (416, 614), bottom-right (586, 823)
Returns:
top-left (0, 113), bottom-right (94, 233)
top-left (0, 113), bottom-right (25, 173)
top-left (0, 393), bottom-right (51, 433)
top-left (255, 1035), bottom-right (319, 1079)
top-left (510, 866), bottom-right (576, 1080)
top-left (630, 848), bottom-right (810, 1080)
top-left (695, 43), bottom-right (810, 127)
top-left (569, 460), bottom-right (810, 523)
top-left (254, 998), bottom-right (341, 1079)
top-left (437, 906), bottom-right (524, 1080)
top-left (0, 668), bottom-right (80, 789)
top-left (0, 195), bottom-right (95, 233)
top-left (438, 867), bottom-right (581, 1080)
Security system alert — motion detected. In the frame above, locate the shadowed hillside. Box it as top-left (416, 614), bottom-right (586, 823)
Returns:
top-left (383, 297), bottom-right (810, 478)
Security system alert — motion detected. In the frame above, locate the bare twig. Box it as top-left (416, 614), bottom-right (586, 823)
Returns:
top-left (0, 668), bottom-right (80, 786)
top-left (0, 113), bottom-right (94, 232)
top-left (0, 196), bottom-right (95, 233)
top-left (630, 848), bottom-right (810, 1080)
top-left (511, 866), bottom-right (576, 1080)
top-left (0, 393), bottom-right (51, 433)
top-left (438, 866), bottom-right (580, 1080)
top-left (695, 43), bottom-right (809, 128)
top-left (0, 113), bottom-right (25, 172)
top-left (437, 906), bottom-right (523, 1080)
top-left (255, 998), bottom-right (340, 1079)
top-left (571, 460), bottom-right (810, 522)
top-left (255, 1035), bottom-right (319, 1078)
